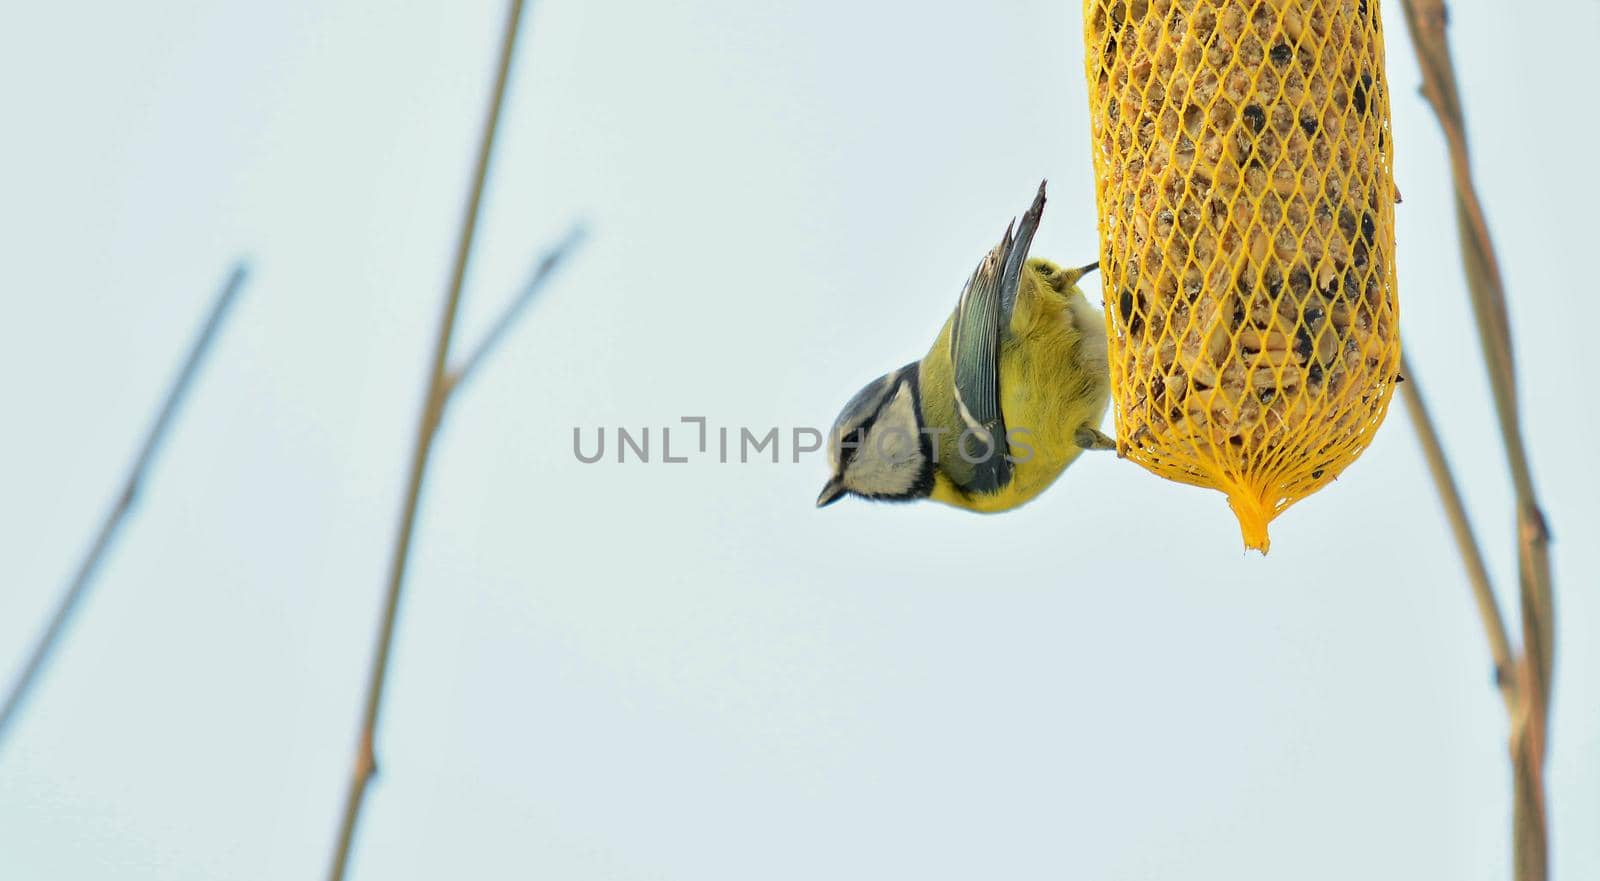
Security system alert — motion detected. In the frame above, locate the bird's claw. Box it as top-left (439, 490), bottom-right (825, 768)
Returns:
top-left (1074, 427), bottom-right (1117, 451)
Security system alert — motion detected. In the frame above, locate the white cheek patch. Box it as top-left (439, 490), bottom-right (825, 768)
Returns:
top-left (828, 374), bottom-right (895, 473)
top-left (843, 382), bottom-right (922, 496)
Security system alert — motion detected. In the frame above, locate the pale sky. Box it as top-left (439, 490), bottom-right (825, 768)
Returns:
top-left (1, 2), bottom-right (1596, 879)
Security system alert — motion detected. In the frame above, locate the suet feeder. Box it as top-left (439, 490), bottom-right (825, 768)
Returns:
top-left (1083, 0), bottom-right (1402, 551)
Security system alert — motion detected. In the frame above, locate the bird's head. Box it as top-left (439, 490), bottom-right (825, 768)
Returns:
top-left (816, 363), bottom-right (933, 508)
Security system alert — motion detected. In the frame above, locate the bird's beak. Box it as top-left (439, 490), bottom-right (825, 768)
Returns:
top-left (816, 478), bottom-right (846, 508)
top-left (1079, 261), bottom-right (1100, 276)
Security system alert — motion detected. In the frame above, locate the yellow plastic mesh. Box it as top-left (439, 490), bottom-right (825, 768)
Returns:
top-left (1083, 0), bottom-right (1401, 551)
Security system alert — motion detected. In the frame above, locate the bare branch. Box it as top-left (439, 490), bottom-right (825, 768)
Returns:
top-left (446, 223), bottom-right (588, 397)
top-left (325, 2), bottom-right (528, 878)
top-left (0, 261), bottom-right (250, 750)
top-left (1398, 3), bottom-right (1555, 879)
top-left (1396, 354), bottom-right (1514, 711)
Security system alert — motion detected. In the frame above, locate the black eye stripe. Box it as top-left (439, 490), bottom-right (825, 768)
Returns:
top-left (838, 423), bottom-right (870, 469)
top-left (835, 365), bottom-right (923, 474)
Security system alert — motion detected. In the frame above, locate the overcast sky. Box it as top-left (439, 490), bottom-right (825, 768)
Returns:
top-left (1, 2), bottom-right (1596, 879)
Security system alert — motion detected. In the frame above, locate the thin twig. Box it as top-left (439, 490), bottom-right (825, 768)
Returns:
top-left (1398, 3), bottom-right (1555, 880)
top-left (1397, 0), bottom-right (1552, 652)
top-left (445, 223), bottom-right (587, 397)
top-left (1395, 354), bottom-right (1514, 712)
top-left (0, 262), bottom-right (249, 751)
top-left (325, 2), bottom-right (527, 879)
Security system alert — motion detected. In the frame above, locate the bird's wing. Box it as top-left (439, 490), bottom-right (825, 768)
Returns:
top-left (946, 181), bottom-right (1046, 494)
top-left (1000, 180), bottom-right (1046, 319)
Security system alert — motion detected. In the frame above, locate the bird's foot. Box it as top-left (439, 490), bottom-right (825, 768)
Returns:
top-left (1074, 427), bottom-right (1117, 451)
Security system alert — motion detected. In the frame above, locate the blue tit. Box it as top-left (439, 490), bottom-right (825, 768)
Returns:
top-left (816, 181), bottom-right (1113, 513)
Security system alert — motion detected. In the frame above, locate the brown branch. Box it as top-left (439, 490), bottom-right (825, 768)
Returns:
top-left (0, 262), bottom-right (249, 751)
top-left (445, 223), bottom-right (587, 397)
top-left (1396, 354), bottom-right (1514, 711)
top-left (1398, 3), bottom-right (1555, 880)
top-left (324, 2), bottom-right (528, 878)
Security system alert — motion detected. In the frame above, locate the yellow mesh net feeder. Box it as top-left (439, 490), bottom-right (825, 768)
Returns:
top-left (1083, 0), bottom-right (1402, 552)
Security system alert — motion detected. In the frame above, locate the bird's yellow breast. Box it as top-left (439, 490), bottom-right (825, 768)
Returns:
top-left (927, 262), bottom-right (1110, 513)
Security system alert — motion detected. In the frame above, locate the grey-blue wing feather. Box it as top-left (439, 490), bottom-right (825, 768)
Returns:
top-left (947, 181), bottom-right (1047, 494)
top-left (949, 265), bottom-right (1008, 492)
top-left (1000, 181), bottom-right (1047, 318)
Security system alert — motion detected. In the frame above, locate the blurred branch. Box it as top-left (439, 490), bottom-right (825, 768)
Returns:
top-left (445, 222), bottom-right (588, 397)
top-left (1396, 355), bottom-right (1513, 711)
top-left (325, 2), bottom-right (529, 879)
top-left (0, 262), bottom-right (249, 751)
top-left (1398, 3), bottom-right (1554, 880)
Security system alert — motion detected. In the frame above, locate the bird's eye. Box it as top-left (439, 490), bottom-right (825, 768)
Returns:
top-left (1038, 265), bottom-right (1053, 275)
top-left (839, 426), bottom-right (868, 467)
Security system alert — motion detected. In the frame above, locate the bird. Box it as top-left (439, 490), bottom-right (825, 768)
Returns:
top-left (816, 181), bottom-right (1114, 513)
